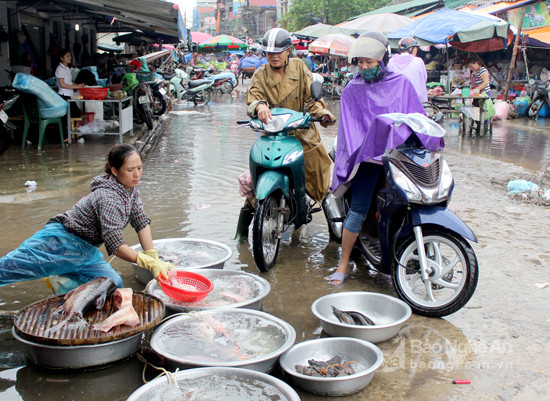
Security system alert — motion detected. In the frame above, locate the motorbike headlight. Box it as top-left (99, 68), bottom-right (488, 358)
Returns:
top-left (436, 159), bottom-right (453, 200)
top-left (287, 117), bottom-right (305, 129)
top-left (264, 114), bottom-right (291, 133)
top-left (389, 162), bottom-right (423, 202)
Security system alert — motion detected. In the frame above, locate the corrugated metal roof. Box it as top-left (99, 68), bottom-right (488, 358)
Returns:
top-left (15, 0), bottom-right (179, 38)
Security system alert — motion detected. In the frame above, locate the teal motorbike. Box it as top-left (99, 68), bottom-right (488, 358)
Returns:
top-left (237, 83), bottom-right (324, 272)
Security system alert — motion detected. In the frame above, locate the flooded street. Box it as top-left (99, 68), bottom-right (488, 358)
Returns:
top-left (0, 87), bottom-right (549, 400)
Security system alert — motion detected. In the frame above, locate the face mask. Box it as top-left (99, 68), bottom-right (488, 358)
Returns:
top-left (360, 65), bottom-right (382, 82)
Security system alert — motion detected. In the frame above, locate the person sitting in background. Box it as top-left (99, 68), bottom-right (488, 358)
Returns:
top-left (387, 37), bottom-right (428, 103)
top-left (56, 48), bottom-right (84, 137)
top-left (56, 48), bottom-right (84, 98)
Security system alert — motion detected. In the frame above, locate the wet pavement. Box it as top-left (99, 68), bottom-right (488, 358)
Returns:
top-left (0, 86), bottom-right (549, 400)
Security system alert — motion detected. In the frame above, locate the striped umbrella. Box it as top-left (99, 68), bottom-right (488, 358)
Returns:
top-left (198, 34), bottom-right (248, 50)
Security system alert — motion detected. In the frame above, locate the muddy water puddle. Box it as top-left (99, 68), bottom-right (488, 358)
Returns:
top-left (0, 91), bottom-right (549, 400)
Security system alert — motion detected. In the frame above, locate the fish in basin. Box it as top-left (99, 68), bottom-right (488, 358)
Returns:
top-left (331, 305), bottom-right (375, 326)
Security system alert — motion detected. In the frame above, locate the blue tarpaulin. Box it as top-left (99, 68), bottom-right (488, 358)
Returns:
top-left (388, 8), bottom-right (512, 52)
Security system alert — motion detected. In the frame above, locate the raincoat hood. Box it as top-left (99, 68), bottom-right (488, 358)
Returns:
top-left (388, 53), bottom-right (415, 70)
top-left (331, 70), bottom-right (440, 195)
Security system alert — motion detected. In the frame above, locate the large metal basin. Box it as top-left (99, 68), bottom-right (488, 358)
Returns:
top-left (12, 327), bottom-right (142, 370)
top-left (150, 309), bottom-right (295, 373)
top-left (131, 238), bottom-right (232, 284)
top-left (311, 292), bottom-right (412, 343)
top-left (145, 269), bottom-right (270, 313)
top-left (279, 337), bottom-right (384, 396)
top-left (127, 367), bottom-right (301, 401)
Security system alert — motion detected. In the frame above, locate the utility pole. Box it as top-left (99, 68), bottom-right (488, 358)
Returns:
top-left (504, 9), bottom-right (525, 101)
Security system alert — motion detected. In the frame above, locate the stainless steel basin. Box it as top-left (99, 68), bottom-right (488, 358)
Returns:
top-left (311, 291), bottom-right (412, 343)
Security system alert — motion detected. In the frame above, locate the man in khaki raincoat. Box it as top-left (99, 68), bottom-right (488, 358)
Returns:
top-left (235, 28), bottom-right (335, 242)
top-left (247, 28), bottom-right (336, 203)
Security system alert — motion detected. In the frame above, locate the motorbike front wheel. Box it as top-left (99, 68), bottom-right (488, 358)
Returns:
top-left (252, 194), bottom-right (283, 272)
top-left (151, 92), bottom-right (167, 116)
top-left (392, 228), bottom-right (478, 317)
top-left (527, 98), bottom-right (544, 118)
top-left (219, 81), bottom-right (234, 94)
top-left (193, 89), bottom-right (211, 106)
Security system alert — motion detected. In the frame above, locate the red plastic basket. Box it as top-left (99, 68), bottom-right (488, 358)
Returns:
top-left (158, 271), bottom-right (213, 302)
top-left (79, 87), bottom-right (108, 100)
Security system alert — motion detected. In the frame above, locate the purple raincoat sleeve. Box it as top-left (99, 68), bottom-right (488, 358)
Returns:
top-left (331, 71), bottom-right (432, 194)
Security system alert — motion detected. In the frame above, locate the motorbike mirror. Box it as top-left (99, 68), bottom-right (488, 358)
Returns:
top-left (310, 81), bottom-right (323, 101)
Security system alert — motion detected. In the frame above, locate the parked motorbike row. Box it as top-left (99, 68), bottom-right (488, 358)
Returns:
top-left (238, 82), bottom-right (479, 318)
top-left (114, 66), bottom-right (239, 129)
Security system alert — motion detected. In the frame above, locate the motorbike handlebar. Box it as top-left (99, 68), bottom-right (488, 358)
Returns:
top-left (236, 120), bottom-right (249, 125)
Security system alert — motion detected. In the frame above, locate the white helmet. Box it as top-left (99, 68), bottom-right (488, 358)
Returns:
top-left (347, 37), bottom-right (388, 64)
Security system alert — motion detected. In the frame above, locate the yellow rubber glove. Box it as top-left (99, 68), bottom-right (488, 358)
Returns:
top-left (142, 249), bottom-right (159, 260)
top-left (136, 252), bottom-right (173, 280)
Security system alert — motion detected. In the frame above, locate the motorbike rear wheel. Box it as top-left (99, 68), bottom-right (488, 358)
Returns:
top-left (527, 98), bottom-right (544, 118)
top-left (252, 194), bottom-right (283, 272)
top-left (193, 89), bottom-right (211, 106)
top-left (219, 81), bottom-right (234, 94)
top-left (392, 227), bottom-right (478, 317)
top-left (141, 104), bottom-right (154, 130)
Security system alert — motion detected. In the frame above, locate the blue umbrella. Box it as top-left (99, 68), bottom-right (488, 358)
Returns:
top-left (388, 8), bottom-right (512, 52)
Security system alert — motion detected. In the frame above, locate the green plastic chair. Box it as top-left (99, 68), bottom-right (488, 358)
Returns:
top-left (20, 94), bottom-right (65, 150)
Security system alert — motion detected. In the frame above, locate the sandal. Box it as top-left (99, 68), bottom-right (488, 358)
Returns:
top-left (329, 272), bottom-right (349, 286)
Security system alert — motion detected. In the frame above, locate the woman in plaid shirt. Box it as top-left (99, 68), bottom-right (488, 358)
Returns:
top-left (0, 144), bottom-right (173, 294)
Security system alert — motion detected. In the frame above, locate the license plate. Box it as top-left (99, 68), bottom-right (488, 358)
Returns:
top-left (0, 110), bottom-right (7, 124)
top-left (139, 95), bottom-right (150, 104)
top-left (159, 88), bottom-right (166, 95)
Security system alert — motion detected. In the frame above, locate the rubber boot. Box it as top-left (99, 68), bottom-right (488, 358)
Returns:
top-left (234, 199), bottom-right (255, 242)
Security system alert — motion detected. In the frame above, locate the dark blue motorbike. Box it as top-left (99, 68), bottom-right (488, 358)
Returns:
top-left (325, 114), bottom-right (478, 317)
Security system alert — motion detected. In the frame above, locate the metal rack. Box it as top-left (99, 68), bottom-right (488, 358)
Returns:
top-left (67, 96), bottom-right (133, 143)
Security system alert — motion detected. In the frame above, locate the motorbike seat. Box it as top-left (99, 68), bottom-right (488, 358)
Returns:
top-left (162, 73), bottom-right (176, 80)
top-left (188, 79), bottom-right (211, 88)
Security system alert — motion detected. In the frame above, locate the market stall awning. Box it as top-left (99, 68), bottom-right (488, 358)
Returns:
top-left (309, 33), bottom-right (355, 56)
top-left (470, 0), bottom-right (536, 16)
top-left (293, 23), bottom-right (342, 40)
top-left (96, 43), bottom-right (126, 53)
top-left (338, 13), bottom-right (414, 35)
top-left (387, 8), bottom-right (513, 52)
top-left (523, 26), bottom-right (550, 47)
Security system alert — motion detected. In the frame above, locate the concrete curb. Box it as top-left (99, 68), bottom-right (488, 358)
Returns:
top-left (129, 116), bottom-right (169, 159)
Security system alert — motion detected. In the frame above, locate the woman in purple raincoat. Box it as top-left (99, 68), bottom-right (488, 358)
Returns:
top-left (329, 32), bottom-right (426, 285)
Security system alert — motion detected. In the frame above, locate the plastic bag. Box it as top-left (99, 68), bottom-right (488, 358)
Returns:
top-left (0, 223), bottom-right (121, 291)
top-left (12, 73), bottom-right (67, 117)
top-left (492, 100), bottom-right (510, 121)
top-left (507, 179), bottom-right (539, 194)
top-left (483, 97), bottom-right (496, 120)
top-left (238, 170), bottom-right (253, 198)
